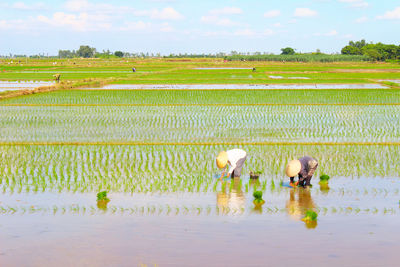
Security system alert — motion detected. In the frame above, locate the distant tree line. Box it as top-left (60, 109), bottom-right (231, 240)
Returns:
top-left (226, 54), bottom-right (371, 62)
top-left (341, 39), bottom-right (400, 61)
top-left (57, 45), bottom-right (163, 59)
top-left (2, 41), bottom-right (400, 62)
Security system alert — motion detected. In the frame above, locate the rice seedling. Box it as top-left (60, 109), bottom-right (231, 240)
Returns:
top-left (253, 191), bottom-right (265, 206)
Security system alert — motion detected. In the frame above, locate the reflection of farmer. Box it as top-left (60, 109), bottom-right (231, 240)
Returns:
top-left (286, 188), bottom-right (316, 221)
top-left (217, 178), bottom-right (245, 213)
top-left (286, 156), bottom-right (318, 187)
top-left (53, 73), bottom-right (61, 83)
top-left (216, 149), bottom-right (247, 181)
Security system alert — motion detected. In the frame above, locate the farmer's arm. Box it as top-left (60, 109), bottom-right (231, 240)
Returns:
top-left (227, 162), bottom-right (236, 177)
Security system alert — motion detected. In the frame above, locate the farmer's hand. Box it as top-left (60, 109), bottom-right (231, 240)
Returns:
top-left (219, 171), bottom-right (226, 181)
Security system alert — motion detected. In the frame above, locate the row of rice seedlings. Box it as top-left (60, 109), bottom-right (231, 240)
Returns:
top-left (2, 89), bottom-right (400, 105)
top-left (0, 146), bottom-right (400, 196)
top-left (1, 145), bottom-right (400, 194)
top-left (0, 204), bottom-right (397, 216)
top-left (2, 178), bottom-right (398, 199)
top-left (1, 105), bottom-right (400, 143)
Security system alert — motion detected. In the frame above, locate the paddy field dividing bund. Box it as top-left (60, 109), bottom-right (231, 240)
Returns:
top-left (1, 59), bottom-right (400, 266)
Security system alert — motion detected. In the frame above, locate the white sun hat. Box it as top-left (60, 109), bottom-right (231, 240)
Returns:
top-left (286, 159), bottom-right (301, 177)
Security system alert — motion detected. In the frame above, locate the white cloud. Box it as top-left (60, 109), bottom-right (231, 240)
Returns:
top-left (200, 15), bottom-right (238, 26)
top-left (37, 12), bottom-right (111, 31)
top-left (12, 2), bottom-right (47, 10)
top-left (326, 30), bottom-right (338, 36)
top-left (355, 16), bottom-right (368, 23)
top-left (341, 34), bottom-right (354, 39)
top-left (273, 22), bottom-right (282, 28)
top-left (377, 7), bottom-right (400, 20)
top-left (263, 29), bottom-right (275, 36)
top-left (294, 8), bottom-right (318, 17)
top-left (234, 29), bottom-right (256, 36)
top-left (64, 0), bottom-right (133, 15)
top-left (209, 7), bottom-right (242, 15)
top-left (151, 7), bottom-right (184, 20)
top-left (0, 20), bottom-right (9, 30)
top-left (64, 0), bottom-right (90, 12)
top-left (160, 22), bottom-right (174, 32)
top-left (120, 21), bottom-right (152, 31)
top-left (200, 7), bottom-right (242, 26)
top-left (119, 21), bottom-right (174, 33)
top-left (264, 10), bottom-right (281, 18)
top-left (0, 19), bottom-right (32, 31)
top-left (134, 7), bottom-right (184, 20)
top-left (314, 30), bottom-right (338, 37)
top-left (338, 0), bottom-right (369, 8)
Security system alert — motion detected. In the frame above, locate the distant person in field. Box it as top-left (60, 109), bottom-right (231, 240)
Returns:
top-left (132, 67), bottom-right (136, 72)
top-left (216, 149), bottom-right (247, 181)
top-left (53, 73), bottom-right (60, 83)
top-left (286, 156), bottom-right (318, 187)
top-left (252, 67), bottom-right (256, 72)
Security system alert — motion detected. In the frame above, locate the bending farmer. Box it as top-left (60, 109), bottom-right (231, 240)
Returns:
top-left (216, 149), bottom-right (247, 181)
top-left (286, 156), bottom-right (318, 187)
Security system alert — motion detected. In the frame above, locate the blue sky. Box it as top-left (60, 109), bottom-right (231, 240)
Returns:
top-left (0, 0), bottom-right (399, 55)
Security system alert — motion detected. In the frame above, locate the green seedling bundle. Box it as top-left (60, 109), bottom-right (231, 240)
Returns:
top-left (253, 191), bottom-right (265, 206)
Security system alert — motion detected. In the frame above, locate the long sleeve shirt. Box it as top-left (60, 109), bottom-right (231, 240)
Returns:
top-left (298, 156), bottom-right (318, 180)
top-left (226, 149), bottom-right (247, 175)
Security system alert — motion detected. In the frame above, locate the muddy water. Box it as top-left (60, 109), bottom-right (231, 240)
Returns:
top-left (1, 177), bottom-right (399, 266)
top-left (0, 81), bottom-right (54, 92)
top-left (90, 84), bottom-right (388, 90)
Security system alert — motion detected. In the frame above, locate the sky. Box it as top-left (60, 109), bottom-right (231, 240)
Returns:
top-left (0, 0), bottom-right (399, 55)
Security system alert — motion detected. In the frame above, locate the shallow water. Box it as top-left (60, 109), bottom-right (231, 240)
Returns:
top-left (1, 105), bottom-right (399, 143)
top-left (1, 176), bottom-right (399, 266)
top-left (0, 81), bottom-right (54, 92)
top-left (193, 67), bottom-right (254, 70)
top-left (90, 83), bottom-right (388, 90)
top-left (269, 75), bottom-right (310, 80)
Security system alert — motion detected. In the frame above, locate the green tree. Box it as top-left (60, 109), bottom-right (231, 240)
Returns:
top-left (58, 50), bottom-right (75, 58)
top-left (341, 45), bottom-right (362, 55)
top-left (114, 51), bottom-right (124, 57)
top-left (281, 47), bottom-right (295, 55)
top-left (77, 45), bottom-right (96, 58)
top-left (361, 46), bottom-right (382, 61)
top-left (349, 39), bottom-right (367, 49)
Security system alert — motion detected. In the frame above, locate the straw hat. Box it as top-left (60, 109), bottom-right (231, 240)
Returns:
top-left (286, 159), bottom-right (301, 177)
top-left (216, 151), bottom-right (228, 169)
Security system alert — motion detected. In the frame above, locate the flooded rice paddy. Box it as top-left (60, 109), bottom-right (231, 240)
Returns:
top-left (1, 86), bottom-right (400, 266)
top-left (89, 83), bottom-right (388, 90)
top-left (1, 105), bottom-right (399, 143)
top-left (0, 81), bottom-right (54, 92)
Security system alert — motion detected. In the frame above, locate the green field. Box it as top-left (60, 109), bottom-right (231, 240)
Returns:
top-left (1, 58), bottom-right (400, 85)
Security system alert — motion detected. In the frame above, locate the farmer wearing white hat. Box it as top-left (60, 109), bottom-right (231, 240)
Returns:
top-left (216, 149), bottom-right (247, 181)
top-left (286, 156), bottom-right (318, 187)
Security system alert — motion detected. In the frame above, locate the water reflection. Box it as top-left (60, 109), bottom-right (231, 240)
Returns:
top-left (216, 178), bottom-right (245, 214)
top-left (97, 200), bottom-right (109, 211)
top-left (286, 187), bottom-right (318, 228)
top-left (319, 182), bottom-right (330, 194)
